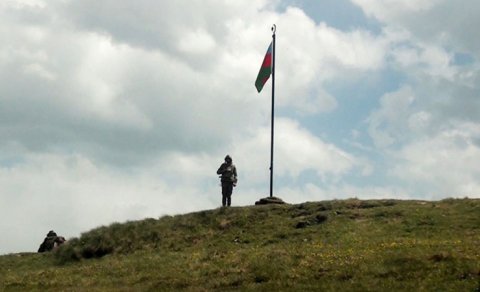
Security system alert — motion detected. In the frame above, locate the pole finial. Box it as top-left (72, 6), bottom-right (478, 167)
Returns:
top-left (271, 24), bottom-right (276, 35)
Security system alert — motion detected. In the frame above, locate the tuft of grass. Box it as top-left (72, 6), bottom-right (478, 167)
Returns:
top-left (1, 198), bottom-right (479, 291)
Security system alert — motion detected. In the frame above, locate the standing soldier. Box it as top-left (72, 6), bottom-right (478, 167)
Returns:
top-left (217, 155), bottom-right (238, 207)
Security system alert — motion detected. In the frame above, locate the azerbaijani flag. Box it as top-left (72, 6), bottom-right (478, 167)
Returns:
top-left (255, 42), bottom-right (273, 93)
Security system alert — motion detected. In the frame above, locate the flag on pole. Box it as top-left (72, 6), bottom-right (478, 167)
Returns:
top-left (255, 42), bottom-right (273, 93)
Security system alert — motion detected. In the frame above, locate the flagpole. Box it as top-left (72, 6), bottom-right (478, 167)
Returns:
top-left (269, 24), bottom-right (276, 198)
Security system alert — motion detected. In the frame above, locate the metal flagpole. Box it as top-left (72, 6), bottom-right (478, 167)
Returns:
top-left (269, 24), bottom-right (276, 198)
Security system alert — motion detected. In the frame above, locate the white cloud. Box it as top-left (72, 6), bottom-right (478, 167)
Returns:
top-left (23, 62), bottom-right (56, 81)
top-left (278, 183), bottom-right (411, 204)
top-left (356, 0), bottom-right (480, 200)
top-left (390, 41), bottom-right (457, 81)
top-left (0, 0), bottom-right (393, 162)
top-left (391, 122), bottom-right (480, 198)
top-left (177, 28), bottom-right (217, 54)
top-left (352, 0), bottom-right (480, 56)
top-left (276, 7), bottom-right (388, 113)
top-left (3, 0), bottom-right (46, 9)
top-left (366, 82), bottom-right (480, 198)
top-left (407, 111), bottom-right (432, 132)
top-left (232, 118), bottom-right (364, 186)
top-left (351, 0), bottom-right (441, 21)
top-left (367, 86), bottom-right (415, 148)
top-left (275, 119), bottom-right (357, 180)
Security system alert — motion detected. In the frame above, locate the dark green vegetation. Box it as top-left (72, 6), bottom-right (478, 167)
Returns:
top-left (1, 198), bottom-right (479, 291)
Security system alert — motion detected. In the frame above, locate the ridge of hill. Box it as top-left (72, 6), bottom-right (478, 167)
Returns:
top-left (1, 198), bottom-right (479, 291)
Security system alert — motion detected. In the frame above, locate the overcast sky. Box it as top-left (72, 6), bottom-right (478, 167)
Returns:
top-left (1, 0), bottom-right (479, 254)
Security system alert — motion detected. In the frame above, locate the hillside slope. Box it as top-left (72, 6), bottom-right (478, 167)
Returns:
top-left (1, 198), bottom-right (479, 291)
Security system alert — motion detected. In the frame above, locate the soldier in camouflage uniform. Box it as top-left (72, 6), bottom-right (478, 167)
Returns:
top-left (217, 155), bottom-right (238, 207)
top-left (38, 230), bottom-right (66, 252)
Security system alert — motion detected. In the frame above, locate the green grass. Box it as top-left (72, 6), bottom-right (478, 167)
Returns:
top-left (1, 198), bottom-right (479, 291)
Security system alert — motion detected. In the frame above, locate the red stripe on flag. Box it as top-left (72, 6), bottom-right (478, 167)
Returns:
top-left (261, 53), bottom-right (272, 68)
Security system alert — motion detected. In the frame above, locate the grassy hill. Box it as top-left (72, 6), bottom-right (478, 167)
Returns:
top-left (1, 198), bottom-right (479, 291)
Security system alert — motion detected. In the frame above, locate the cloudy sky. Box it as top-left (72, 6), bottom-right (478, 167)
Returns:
top-left (1, 0), bottom-right (479, 254)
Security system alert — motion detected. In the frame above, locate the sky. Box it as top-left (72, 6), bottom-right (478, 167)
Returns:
top-left (1, 0), bottom-right (479, 254)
